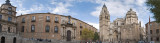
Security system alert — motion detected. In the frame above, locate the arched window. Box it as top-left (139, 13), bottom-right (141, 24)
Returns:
top-left (31, 25), bottom-right (35, 32)
top-left (45, 25), bottom-right (50, 32)
top-left (54, 26), bottom-right (58, 33)
top-left (0, 24), bottom-right (2, 32)
top-left (1, 36), bottom-right (5, 43)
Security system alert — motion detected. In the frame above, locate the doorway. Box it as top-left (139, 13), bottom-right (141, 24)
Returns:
top-left (13, 37), bottom-right (16, 43)
top-left (1, 36), bottom-right (5, 43)
top-left (67, 30), bottom-right (71, 41)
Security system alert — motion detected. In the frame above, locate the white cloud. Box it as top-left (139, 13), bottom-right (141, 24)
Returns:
top-left (86, 21), bottom-right (99, 30)
top-left (90, 0), bottom-right (148, 27)
top-left (50, 0), bottom-right (75, 15)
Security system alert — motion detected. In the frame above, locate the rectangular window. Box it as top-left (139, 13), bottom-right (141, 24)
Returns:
top-left (55, 17), bottom-right (59, 23)
top-left (46, 16), bottom-right (50, 22)
top-left (21, 26), bottom-right (24, 32)
top-left (0, 15), bottom-right (2, 20)
top-left (55, 17), bottom-right (58, 21)
top-left (156, 29), bottom-right (159, 34)
top-left (54, 26), bottom-right (58, 33)
top-left (150, 30), bottom-right (152, 34)
top-left (31, 25), bottom-right (35, 32)
top-left (45, 26), bottom-right (50, 32)
top-left (31, 16), bottom-right (35, 22)
top-left (22, 18), bottom-right (25, 23)
top-left (8, 7), bottom-right (12, 10)
top-left (8, 17), bottom-right (12, 22)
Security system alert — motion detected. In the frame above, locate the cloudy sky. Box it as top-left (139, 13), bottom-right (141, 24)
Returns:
top-left (0, 0), bottom-right (155, 30)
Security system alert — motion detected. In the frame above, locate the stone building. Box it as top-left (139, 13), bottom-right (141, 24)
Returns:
top-left (99, 4), bottom-right (145, 43)
top-left (146, 21), bottom-right (160, 43)
top-left (0, 0), bottom-right (97, 43)
top-left (16, 13), bottom-right (97, 41)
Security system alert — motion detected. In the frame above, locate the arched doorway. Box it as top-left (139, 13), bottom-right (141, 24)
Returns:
top-left (67, 30), bottom-right (71, 41)
top-left (1, 36), bottom-right (5, 43)
top-left (13, 37), bottom-right (16, 43)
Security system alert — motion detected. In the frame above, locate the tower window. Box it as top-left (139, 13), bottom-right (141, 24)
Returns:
top-left (8, 17), bottom-right (12, 22)
top-left (8, 12), bottom-right (12, 15)
top-left (8, 7), bottom-right (12, 10)
top-left (45, 25), bottom-right (50, 32)
top-left (54, 26), bottom-right (58, 33)
top-left (31, 25), bottom-right (35, 32)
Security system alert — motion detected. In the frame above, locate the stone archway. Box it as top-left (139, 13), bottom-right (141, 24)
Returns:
top-left (67, 30), bottom-right (71, 41)
top-left (1, 36), bottom-right (5, 43)
top-left (13, 37), bottom-right (16, 43)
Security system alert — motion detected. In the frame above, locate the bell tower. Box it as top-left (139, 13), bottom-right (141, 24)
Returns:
top-left (99, 4), bottom-right (110, 41)
top-left (0, 0), bottom-right (17, 33)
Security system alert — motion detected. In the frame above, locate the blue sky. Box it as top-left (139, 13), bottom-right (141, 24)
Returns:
top-left (0, 0), bottom-right (155, 30)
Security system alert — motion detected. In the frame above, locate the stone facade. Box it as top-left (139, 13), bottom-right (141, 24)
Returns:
top-left (146, 21), bottom-right (160, 43)
top-left (0, 0), bottom-right (97, 43)
top-left (16, 13), bottom-right (97, 41)
top-left (99, 4), bottom-right (145, 43)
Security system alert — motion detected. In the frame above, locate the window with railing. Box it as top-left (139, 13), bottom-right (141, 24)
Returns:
top-left (45, 25), bottom-right (50, 32)
top-left (54, 26), bottom-right (58, 33)
top-left (21, 26), bottom-right (24, 32)
top-left (46, 16), bottom-right (50, 22)
top-left (55, 17), bottom-right (58, 23)
top-left (31, 16), bottom-right (36, 22)
top-left (31, 25), bottom-right (35, 32)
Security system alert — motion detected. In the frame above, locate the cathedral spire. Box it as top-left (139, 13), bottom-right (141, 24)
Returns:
top-left (103, 3), bottom-right (106, 7)
top-left (5, 0), bottom-right (11, 5)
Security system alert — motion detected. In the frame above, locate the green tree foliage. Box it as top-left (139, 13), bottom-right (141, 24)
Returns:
top-left (146, 0), bottom-right (160, 22)
top-left (81, 28), bottom-right (94, 40)
top-left (93, 32), bottom-right (99, 41)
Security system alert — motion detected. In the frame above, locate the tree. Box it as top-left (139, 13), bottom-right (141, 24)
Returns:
top-left (81, 28), bottom-right (94, 40)
top-left (93, 32), bottom-right (99, 41)
top-left (146, 0), bottom-right (160, 22)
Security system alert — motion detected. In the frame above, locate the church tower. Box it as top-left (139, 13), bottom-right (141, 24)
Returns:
top-left (125, 8), bottom-right (138, 24)
top-left (99, 4), bottom-right (110, 41)
top-left (0, 0), bottom-right (17, 33)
